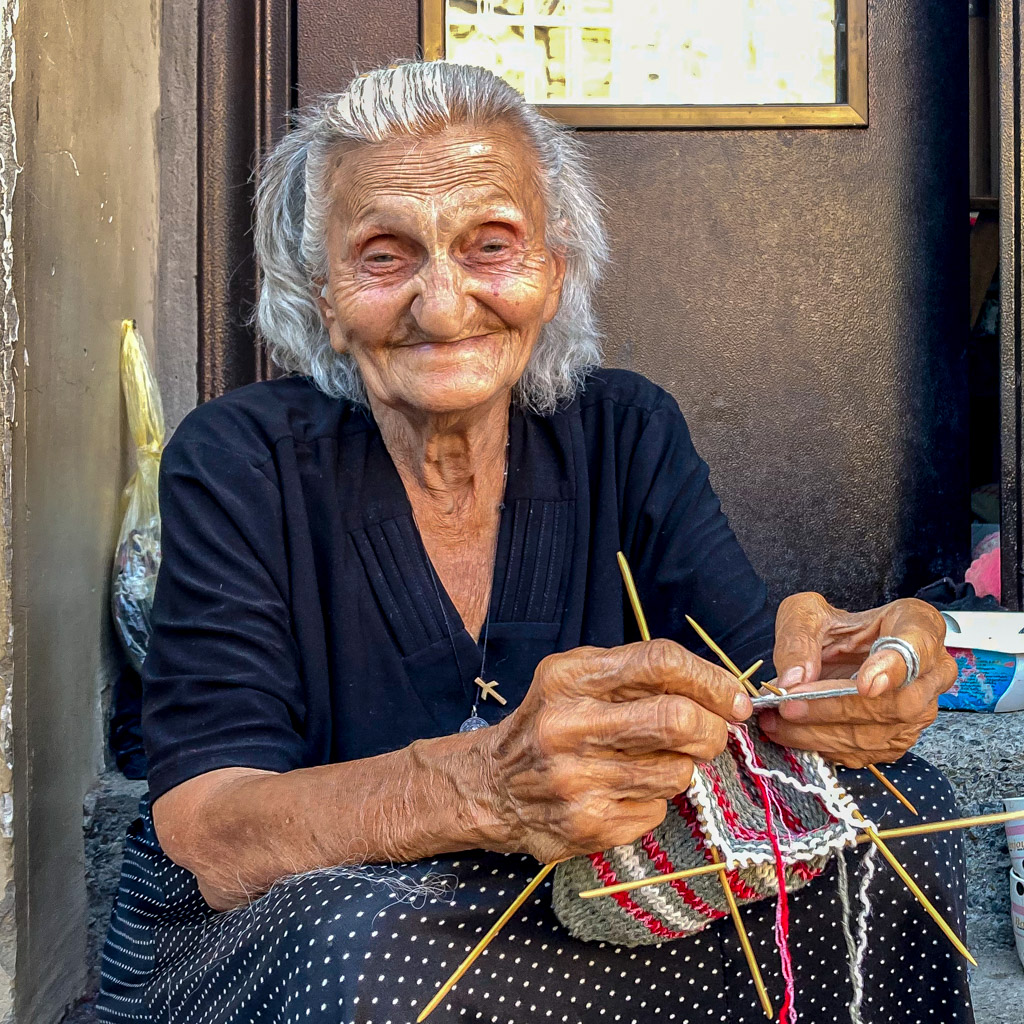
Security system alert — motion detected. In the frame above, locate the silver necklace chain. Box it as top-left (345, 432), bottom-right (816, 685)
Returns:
top-left (418, 433), bottom-right (510, 731)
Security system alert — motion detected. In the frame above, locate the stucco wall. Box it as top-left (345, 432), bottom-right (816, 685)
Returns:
top-left (0, 2), bottom-right (18, 1020)
top-left (11, 1), bottom-right (161, 1020)
top-left (157, 0), bottom-right (197, 431)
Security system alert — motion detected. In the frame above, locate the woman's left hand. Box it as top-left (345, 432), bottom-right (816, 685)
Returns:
top-left (758, 593), bottom-right (958, 768)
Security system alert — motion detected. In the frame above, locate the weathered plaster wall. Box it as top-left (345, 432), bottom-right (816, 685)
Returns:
top-left (0, 3), bottom-right (18, 1020)
top-left (157, 0), bottom-right (197, 431)
top-left (11, 1), bottom-right (160, 1020)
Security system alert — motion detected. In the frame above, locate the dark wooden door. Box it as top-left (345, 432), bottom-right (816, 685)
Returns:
top-left (200, 1), bottom-right (985, 610)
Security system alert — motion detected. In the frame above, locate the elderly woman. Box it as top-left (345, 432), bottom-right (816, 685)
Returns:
top-left (98, 62), bottom-right (971, 1024)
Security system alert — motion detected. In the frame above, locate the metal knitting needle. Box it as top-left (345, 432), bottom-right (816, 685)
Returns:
top-left (686, 615), bottom-right (975, 966)
top-left (684, 615), bottom-right (920, 816)
top-left (617, 553), bottom-right (774, 1020)
top-left (750, 687), bottom-right (859, 709)
top-left (578, 807), bottom-right (1024, 898)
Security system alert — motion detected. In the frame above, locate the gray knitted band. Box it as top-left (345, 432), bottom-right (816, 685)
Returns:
top-left (552, 726), bottom-right (864, 946)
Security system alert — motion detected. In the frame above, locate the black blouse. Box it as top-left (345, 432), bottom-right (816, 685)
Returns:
top-left (142, 369), bottom-right (775, 801)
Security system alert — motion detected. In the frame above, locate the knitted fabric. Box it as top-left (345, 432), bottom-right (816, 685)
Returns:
top-left (552, 724), bottom-right (865, 946)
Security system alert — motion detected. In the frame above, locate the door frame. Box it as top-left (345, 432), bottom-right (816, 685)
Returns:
top-left (999, 0), bottom-right (1023, 609)
top-left (197, 0), bottom-right (294, 401)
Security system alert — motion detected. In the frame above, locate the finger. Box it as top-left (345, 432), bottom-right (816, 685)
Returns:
top-left (856, 599), bottom-right (948, 697)
top-left (757, 715), bottom-right (899, 762)
top-left (563, 694), bottom-right (731, 759)
top-left (773, 593), bottom-right (832, 689)
top-left (549, 640), bottom-right (751, 721)
top-left (774, 675), bottom-right (936, 725)
top-left (853, 648), bottom-right (909, 699)
top-left (573, 752), bottom-right (697, 802)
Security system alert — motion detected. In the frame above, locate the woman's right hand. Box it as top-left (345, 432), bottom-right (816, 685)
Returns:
top-left (480, 640), bottom-right (752, 863)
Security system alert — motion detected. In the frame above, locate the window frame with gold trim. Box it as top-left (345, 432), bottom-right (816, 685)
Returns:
top-left (421, 0), bottom-right (867, 129)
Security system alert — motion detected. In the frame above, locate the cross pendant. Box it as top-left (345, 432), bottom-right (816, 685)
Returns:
top-left (474, 676), bottom-right (507, 705)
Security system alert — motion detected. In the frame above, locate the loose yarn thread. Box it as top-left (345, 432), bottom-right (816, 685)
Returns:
top-left (852, 844), bottom-right (879, 1023)
top-left (836, 851), bottom-right (862, 1023)
top-left (738, 732), bottom-right (797, 1024)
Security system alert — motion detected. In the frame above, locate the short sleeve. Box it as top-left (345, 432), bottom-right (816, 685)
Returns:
top-left (142, 435), bottom-right (307, 801)
top-left (622, 394), bottom-right (776, 674)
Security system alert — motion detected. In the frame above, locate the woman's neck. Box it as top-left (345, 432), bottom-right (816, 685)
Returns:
top-left (371, 394), bottom-right (511, 518)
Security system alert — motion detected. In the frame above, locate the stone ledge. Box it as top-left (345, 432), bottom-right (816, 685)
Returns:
top-left (969, 947), bottom-right (1024, 1024)
top-left (914, 711), bottom-right (1024, 952)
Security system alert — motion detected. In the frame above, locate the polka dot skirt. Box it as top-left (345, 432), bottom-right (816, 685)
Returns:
top-left (97, 754), bottom-right (974, 1024)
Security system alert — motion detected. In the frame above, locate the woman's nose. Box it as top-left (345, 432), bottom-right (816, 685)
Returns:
top-left (409, 256), bottom-right (469, 340)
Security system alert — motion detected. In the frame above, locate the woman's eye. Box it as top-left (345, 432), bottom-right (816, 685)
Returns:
top-left (479, 241), bottom-right (508, 255)
top-left (367, 253), bottom-right (396, 264)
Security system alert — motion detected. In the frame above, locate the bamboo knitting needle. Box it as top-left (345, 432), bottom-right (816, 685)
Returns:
top-left (616, 554), bottom-right (765, 697)
top-left (578, 807), bottom-right (1024, 898)
top-left (684, 614), bottom-right (975, 965)
top-left (617, 553), bottom-right (773, 1019)
top-left (866, 764), bottom-right (920, 816)
top-left (417, 861), bottom-right (558, 1022)
top-left (853, 811), bottom-right (977, 965)
top-left (684, 615), bottom-right (920, 817)
top-left (856, 807), bottom-right (1024, 843)
top-left (711, 848), bottom-right (774, 1020)
top-left (420, 569), bottom-right (761, 1020)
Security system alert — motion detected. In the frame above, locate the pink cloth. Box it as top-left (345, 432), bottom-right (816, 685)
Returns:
top-left (965, 546), bottom-right (1001, 601)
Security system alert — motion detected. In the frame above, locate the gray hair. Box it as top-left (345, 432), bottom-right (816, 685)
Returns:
top-left (253, 60), bottom-right (609, 413)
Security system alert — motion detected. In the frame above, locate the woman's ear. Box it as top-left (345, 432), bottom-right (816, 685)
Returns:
top-left (314, 279), bottom-right (335, 329)
top-left (541, 248), bottom-right (567, 325)
top-left (314, 279), bottom-right (351, 354)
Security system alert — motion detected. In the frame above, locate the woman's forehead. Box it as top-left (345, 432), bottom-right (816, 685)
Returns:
top-left (329, 125), bottom-right (546, 232)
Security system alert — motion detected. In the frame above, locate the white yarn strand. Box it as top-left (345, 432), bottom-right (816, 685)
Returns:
top-left (851, 844), bottom-right (879, 1024)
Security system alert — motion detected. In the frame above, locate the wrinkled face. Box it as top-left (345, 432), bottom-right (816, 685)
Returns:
top-left (316, 124), bottom-right (566, 417)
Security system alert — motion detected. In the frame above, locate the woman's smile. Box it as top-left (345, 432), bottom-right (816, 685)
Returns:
top-left (316, 124), bottom-right (565, 417)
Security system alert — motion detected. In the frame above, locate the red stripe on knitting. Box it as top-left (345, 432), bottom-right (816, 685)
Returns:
top-left (639, 831), bottom-right (726, 922)
top-left (671, 793), bottom-right (761, 901)
top-left (588, 851), bottom-right (691, 940)
top-left (706, 766), bottom-right (773, 843)
top-left (718, 741), bottom-right (820, 887)
top-left (744, 734), bottom-right (797, 1024)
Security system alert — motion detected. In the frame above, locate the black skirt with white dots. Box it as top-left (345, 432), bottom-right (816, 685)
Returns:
top-left (97, 754), bottom-right (974, 1024)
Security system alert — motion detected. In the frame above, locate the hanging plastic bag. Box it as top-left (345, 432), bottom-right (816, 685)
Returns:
top-left (111, 319), bottom-right (165, 672)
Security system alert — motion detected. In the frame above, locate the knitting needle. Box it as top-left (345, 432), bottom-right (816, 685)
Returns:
top-left (855, 807), bottom-right (1024, 843)
top-left (711, 848), bottom-right (775, 1019)
top-left (616, 554), bottom-right (763, 700)
top-left (854, 811), bottom-right (977, 965)
top-left (750, 687), bottom-right (860, 709)
top-left (417, 861), bottom-right (558, 1022)
top-left (578, 807), bottom-right (1024, 898)
top-left (617, 553), bottom-right (773, 1020)
top-left (685, 615), bottom-right (920, 816)
top-left (866, 764), bottom-right (920, 816)
top-left (684, 615), bottom-right (975, 965)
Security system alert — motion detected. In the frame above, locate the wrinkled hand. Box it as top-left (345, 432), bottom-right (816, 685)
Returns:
top-left (759, 593), bottom-right (957, 768)
top-left (482, 640), bottom-right (751, 863)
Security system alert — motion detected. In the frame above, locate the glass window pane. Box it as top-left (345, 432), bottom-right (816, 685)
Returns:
top-left (444, 0), bottom-right (841, 107)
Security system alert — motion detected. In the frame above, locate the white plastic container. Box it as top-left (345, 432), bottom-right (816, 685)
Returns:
top-left (940, 612), bottom-right (1024, 712)
top-left (1007, 797), bottom-right (1024, 877)
top-left (1010, 868), bottom-right (1024, 969)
